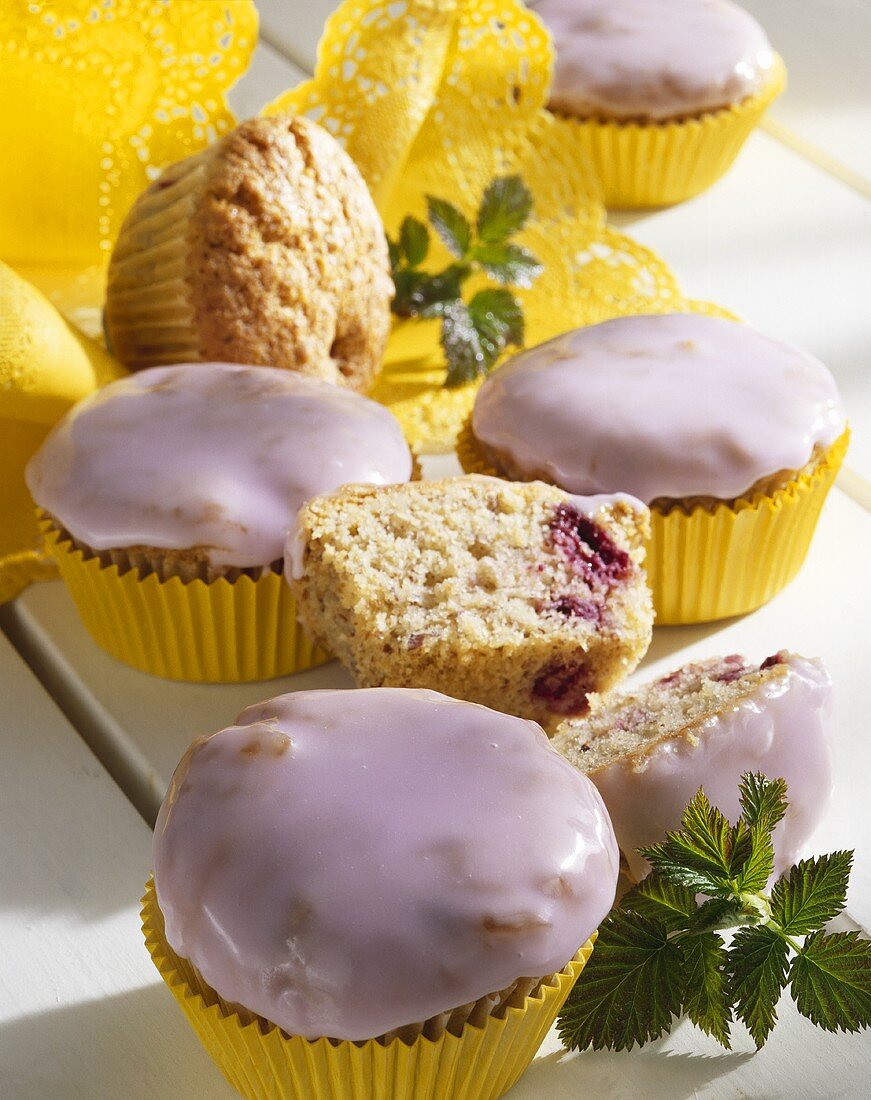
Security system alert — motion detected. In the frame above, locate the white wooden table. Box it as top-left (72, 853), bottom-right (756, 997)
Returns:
top-left (2, 3), bottom-right (869, 1097)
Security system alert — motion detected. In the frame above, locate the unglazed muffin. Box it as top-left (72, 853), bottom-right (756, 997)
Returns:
top-left (461, 313), bottom-right (848, 622)
top-left (26, 363), bottom-right (412, 680)
top-left (553, 651), bottom-right (834, 881)
top-left (286, 475), bottom-right (653, 729)
top-left (145, 688), bottom-right (619, 1098)
top-left (104, 114), bottom-right (392, 391)
top-left (528, 0), bottom-right (785, 205)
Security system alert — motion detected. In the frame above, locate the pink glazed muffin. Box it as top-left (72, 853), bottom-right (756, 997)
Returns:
top-left (460, 313), bottom-right (848, 622)
top-left (26, 362), bottom-right (413, 680)
top-left (553, 652), bottom-right (835, 882)
top-left (528, 0), bottom-right (786, 205)
top-left (145, 688), bottom-right (620, 1099)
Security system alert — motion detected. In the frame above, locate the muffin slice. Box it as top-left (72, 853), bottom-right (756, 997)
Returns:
top-left (553, 652), bottom-right (834, 881)
top-left (287, 475), bottom-right (653, 728)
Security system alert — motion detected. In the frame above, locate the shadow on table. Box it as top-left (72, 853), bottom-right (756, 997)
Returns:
top-left (0, 982), bottom-right (232, 1100)
top-left (510, 1039), bottom-right (752, 1099)
top-left (639, 613), bottom-right (745, 672)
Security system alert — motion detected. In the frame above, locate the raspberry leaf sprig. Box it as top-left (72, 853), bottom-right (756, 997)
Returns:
top-left (558, 774), bottom-right (871, 1052)
top-left (388, 175), bottom-right (542, 387)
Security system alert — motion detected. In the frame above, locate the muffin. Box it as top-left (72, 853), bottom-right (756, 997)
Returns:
top-left (145, 687), bottom-right (619, 1099)
top-left (460, 313), bottom-right (848, 623)
top-left (529, 0), bottom-right (786, 206)
top-left (287, 475), bottom-right (653, 729)
top-left (104, 114), bottom-right (392, 391)
top-left (26, 363), bottom-right (413, 681)
top-left (553, 651), bottom-right (834, 882)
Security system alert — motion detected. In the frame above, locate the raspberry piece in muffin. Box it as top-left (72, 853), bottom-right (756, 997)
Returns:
top-left (552, 652), bottom-right (834, 881)
top-left (287, 475), bottom-right (653, 729)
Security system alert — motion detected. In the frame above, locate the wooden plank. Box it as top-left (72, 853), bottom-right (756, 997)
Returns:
top-left (0, 633), bottom-right (235, 1099)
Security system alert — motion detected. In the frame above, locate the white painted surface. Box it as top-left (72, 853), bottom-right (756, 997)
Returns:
top-left (2, 7), bottom-right (871, 1099)
top-left (0, 634), bottom-right (235, 1100)
top-left (748, 0), bottom-right (871, 185)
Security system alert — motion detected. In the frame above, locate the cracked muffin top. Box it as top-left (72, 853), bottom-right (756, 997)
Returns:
top-left (105, 113), bottom-right (393, 391)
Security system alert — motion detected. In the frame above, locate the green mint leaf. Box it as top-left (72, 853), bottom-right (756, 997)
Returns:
top-left (727, 925), bottom-right (790, 1049)
top-left (470, 242), bottom-right (543, 287)
top-left (440, 300), bottom-right (496, 387)
top-left (426, 196), bottom-right (472, 258)
top-left (387, 236), bottom-right (402, 270)
top-left (789, 930), bottom-right (871, 1033)
top-left (411, 266), bottom-right (468, 319)
top-left (469, 287), bottom-right (524, 346)
top-left (557, 910), bottom-right (685, 1052)
top-left (641, 788), bottom-right (735, 895)
top-left (441, 290), bottom-right (523, 387)
top-left (771, 852), bottom-right (853, 935)
top-left (476, 174), bottom-right (533, 243)
top-left (620, 875), bottom-right (696, 933)
top-left (398, 216), bottom-right (430, 268)
top-left (391, 265), bottom-right (468, 319)
top-left (739, 773), bottom-right (788, 833)
top-left (391, 268), bottom-right (432, 317)
top-left (682, 932), bottom-right (732, 1048)
top-left (731, 821), bottom-right (775, 894)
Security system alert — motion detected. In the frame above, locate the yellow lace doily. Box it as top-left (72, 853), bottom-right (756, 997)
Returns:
top-left (0, 0), bottom-right (257, 270)
top-left (0, 0), bottom-right (256, 602)
top-left (267, 0), bottom-right (712, 452)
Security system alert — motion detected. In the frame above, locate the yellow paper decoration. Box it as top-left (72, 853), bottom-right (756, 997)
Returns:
top-left (0, 0), bottom-right (258, 269)
top-left (267, 0), bottom-right (710, 452)
top-left (0, 260), bottom-right (125, 602)
top-left (0, 1), bottom-right (256, 601)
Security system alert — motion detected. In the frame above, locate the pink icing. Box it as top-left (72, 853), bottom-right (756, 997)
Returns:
top-left (586, 655), bottom-right (834, 881)
top-left (530, 0), bottom-right (775, 120)
top-left (472, 314), bottom-right (845, 503)
top-left (26, 363), bottom-right (412, 568)
top-left (153, 688), bottom-right (619, 1041)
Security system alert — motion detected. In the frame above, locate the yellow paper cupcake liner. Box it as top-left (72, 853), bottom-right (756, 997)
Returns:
top-left (457, 422), bottom-right (849, 625)
top-left (561, 57), bottom-right (786, 208)
top-left (142, 879), bottom-right (592, 1100)
top-left (40, 518), bottom-right (330, 682)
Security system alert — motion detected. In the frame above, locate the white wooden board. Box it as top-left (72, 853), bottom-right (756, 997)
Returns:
top-left (3, 9), bottom-right (871, 1098)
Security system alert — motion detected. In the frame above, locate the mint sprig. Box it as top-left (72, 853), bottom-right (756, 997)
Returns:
top-left (388, 176), bottom-right (542, 386)
top-left (558, 774), bottom-right (871, 1052)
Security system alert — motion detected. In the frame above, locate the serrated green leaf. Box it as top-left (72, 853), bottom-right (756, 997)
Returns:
top-left (391, 264), bottom-right (467, 319)
top-left (469, 287), bottom-right (524, 344)
top-left (470, 241), bottom-right (543, 287)
top-left (739, 773), bottom-right (788, 833)
top-left (682, 933), bottom-right (732, 1047)
top-left (476, 174), bottom-right (533, 243)
top-left (641, 788), bottom-right (735, 894)
top-left (789, 930), bottom-right (871, 1032)
top-left (426, 196), bottom-right (471, 258)
top-left (771, 852), bottom-right (853, 935)
top-left (731, 821), bottom-right (775, 894)
top-left (620, 875), bottom-right (696, 933)
top-left (387, 236), bottom-right (402, 269)
top-left (691, 897), bottom-right (751, 933)
top-left (391, 268), bottom-right (432, 316)
top-left (557, 910), bottom-right (685, 1052)
top-left (398, 216), bottom-right (430, 267)
top-left (440, 300), bottom-right (496, 387)
top-left (441, 290), bottom-right (523, 387)
top-left (727, 925), bottom-right (790, 1049)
